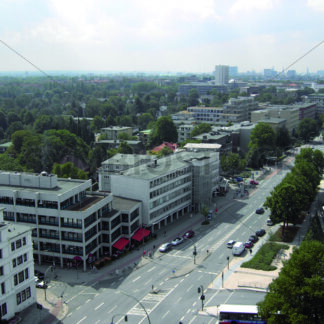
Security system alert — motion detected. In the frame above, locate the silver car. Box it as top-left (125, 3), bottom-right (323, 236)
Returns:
top-left (159, 243), bottom-right (172, 252)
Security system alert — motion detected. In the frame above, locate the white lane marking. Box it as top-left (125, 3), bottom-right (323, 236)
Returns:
top-left (95, 302), bottom-right (104, 310)
top-left (132, 276), bottom-right (141, 282)
top-left (77, 316), bottom-right (87, 324)
top-left (147, 266), bottom-right (156, 273)
top-left (186, 284), bottom-right (193, 292)
top-left (107, 305), bottom-right (117, 313)
top-left (162, 310), bottom-right (170, 319)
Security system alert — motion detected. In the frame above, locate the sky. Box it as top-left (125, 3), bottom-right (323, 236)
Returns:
top-left (1, 0), bottom-right (324, 74)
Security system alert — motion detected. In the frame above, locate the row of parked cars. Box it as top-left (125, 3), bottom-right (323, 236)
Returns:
top-left (227, 228), bottom-right (266, 256)
top-left (159, 230), bottom-right (195, 252)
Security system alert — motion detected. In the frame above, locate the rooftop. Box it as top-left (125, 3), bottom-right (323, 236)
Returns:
top-left (112, 196), bottom-right (141, 211)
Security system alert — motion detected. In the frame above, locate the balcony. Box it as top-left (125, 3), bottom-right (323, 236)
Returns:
top-left (39, 233), bottom-right (60, 240)
top-left (61, 236), bottom-right (83, 243)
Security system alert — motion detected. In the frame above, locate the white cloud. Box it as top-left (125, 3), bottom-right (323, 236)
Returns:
top-left (307, 0), bottom-right (324, 11)
top-left (230, 0), bottom-right (279, 14)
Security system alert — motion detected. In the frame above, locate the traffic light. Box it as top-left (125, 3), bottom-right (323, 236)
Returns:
top-left (197, 287), bottom-right (201, 294)
top-left (200, 294), bottom-right (205, 301)
top-left (124, 315), bottom-right (128, 322)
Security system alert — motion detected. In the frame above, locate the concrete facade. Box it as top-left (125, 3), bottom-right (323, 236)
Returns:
top-left (0, 215), bottom-right (36, 321)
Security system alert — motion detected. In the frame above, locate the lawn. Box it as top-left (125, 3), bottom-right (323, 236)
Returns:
top-left (269, 225), bottom-right (300, 243)
top-left (241, 242), bottom-right (289, 271)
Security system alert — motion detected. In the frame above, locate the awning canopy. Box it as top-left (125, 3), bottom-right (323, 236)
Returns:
top-left (113, 237), bottom-right (129, 250)
top-left (132, 228), bottom-right (151, 242)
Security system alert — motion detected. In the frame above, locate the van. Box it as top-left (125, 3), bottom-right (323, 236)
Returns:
top-left (232, 242), bottom-right (245, 256)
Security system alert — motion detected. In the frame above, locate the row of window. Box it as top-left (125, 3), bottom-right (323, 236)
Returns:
top-left (12, 253), bottom-right (28, 268)
top-left (16, 287), bottom-right (31, 305)
top-left (0, 303), bottom-right (7, 318)
top-left (11, 237), bottom-right (27, 251)
top-left (149, 167), bottom-right (191, 189)
top-left (14, 268), bottom-right (29, 286)
top-left (150, 176), bottom-right (191, 199)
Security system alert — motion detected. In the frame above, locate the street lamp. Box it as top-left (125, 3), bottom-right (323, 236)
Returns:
top-left (193, 245), bottom-right (197, 264)
top-left (111, 314), bottom-right (128, 323)
top-left (197, 285), bottom-right (205, 311)
top-left (227, 256), bottom-right (230, 269)
top-left (43, 265), bottom-right (53, 301)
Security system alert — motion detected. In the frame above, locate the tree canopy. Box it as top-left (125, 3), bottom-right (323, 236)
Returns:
top-left (190, 123), bottom-right (212, 137)
top-left (150, 116), bottom-right (178, 146)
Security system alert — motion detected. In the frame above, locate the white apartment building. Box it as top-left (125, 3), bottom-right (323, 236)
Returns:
top-left (98, 154), bottom-right (154, 192)
top-left (214, 65), bottom-right (229, 85)
top-left (178, 124), bottom-right (195, 143)
top-left (110, 151), bottom-right (220, 231)
top-left (100, 126), bottom-right (133, 140)
top-left (0, 171), bottom-right (116, 271)
top-left (0, 214), bottom-right (36, 321)
top-left (223, 97), bottom-right (259, 122)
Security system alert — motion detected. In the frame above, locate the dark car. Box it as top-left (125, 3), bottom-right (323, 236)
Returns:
top-left (244, 240), bottom-right (254, 249)
top-left (183, 230), bottom-right (195, 239)
top-left (34, 270), bottom-right (45, 280)
top-left (256, 207), bottom-right (265, 214)
top-left (249, 235), bottom-right (259, 243)
top-left (234, 176), bottom-right (243, 182)
top-left (256, 229), bottom-right (266, 237)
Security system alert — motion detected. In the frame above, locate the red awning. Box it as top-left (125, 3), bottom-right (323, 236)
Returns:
top-left (132, 228), bottom-right (151, 242)
top-left (113, 237), bottom-right (129, 250)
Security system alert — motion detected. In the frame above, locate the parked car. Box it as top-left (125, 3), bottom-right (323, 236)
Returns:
top-left (159, 243), bottom-right (172, 253)
top-left (234, 176), bottom-right (243, 182)
top-left (250, 179), bottom-right (259, 185)
top-left (34, 270), bottom-right (45, 280)
top-left (249, 235), bottom-right (259, 243)
top-left (36, 281), bottom-right (48, 289)
top-left (256, 229), bottom-right (266, 237)
top-left (244, 240), bottom-right (254, 248)
top-left (266, 219), bottom-right (274, 226)
top-left (171, 237), bottom-right (184, 246)
top-left (226, 240), bottom-right (236, 248)
top-left (256, 207), bottom-right (265, 214)
top-left (182, 230), bottom-right (195, 239)
top-left (232, 242), bottom-right (245, 256)
top-left (207, 210), bottom-right (213, 220)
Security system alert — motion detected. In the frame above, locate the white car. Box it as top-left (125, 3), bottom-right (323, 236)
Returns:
top-left (36, 280), bottom-right (48, 289)
top-left (159, 243), bottom-right (172, 252)
top-left (266, 219), bottom-right (274, 226)
top-left (226, 240), bottom-right (236, 248)
top-left (171, 237), bottom-right (184, 246)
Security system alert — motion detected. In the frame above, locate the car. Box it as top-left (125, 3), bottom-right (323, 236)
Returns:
top-left (34, 270), bottom-right (45, 280)
top-left (256, 207), bottom-right (265, 214)
top-left (234, 176), bottom-right (243, 182)
top-left (266, 219), bottom-right (274, 226)
top-left (226, 240), bottom-right (236, 248)
top-left (207, 210), bottom-right (213, 220)
top-left (182, 230), bottom-right (195, 239)
top-left (249, 235), bottom-right (259, 243)
top-left (171, 237), bottom-right (184, 246)
top-left (244, 240), bottom-right (254, 248)
top-left (36, 280), bottom-right (48, 289)
top-left (159, 243), bottom-right (173, 253)
top-left (250, 179), bottom-right (259, 185)
top-left (256, 229), bottom-right (266, 237)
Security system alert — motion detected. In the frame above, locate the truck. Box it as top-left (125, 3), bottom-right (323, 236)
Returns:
top-left (232, 242), bottom-right (245, 256)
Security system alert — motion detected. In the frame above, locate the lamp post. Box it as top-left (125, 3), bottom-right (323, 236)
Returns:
top-left (227, 256), bottom-right (230, 269)
top-left (197, 285), bottom-right (205, 311)
top-left (43, 265), bottom-right (53, 301)
top-left (193, 245), bottom-right (197, 264)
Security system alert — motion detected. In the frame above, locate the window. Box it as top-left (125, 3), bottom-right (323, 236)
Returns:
top-left (18, 270), bottom-right (24, 283)
top-left (24, 268), bottom-right (29, 279)
top-left (14, 274), bottom-right (18, 286)
top-left (11, 242), bottom-right (15, 251)
top-left (12, 259), bottom-right (16, 268)
top-left (0, 266), bottom-right (3, 276)
top-left (16, 293), bottom-right (21, 305)
top-left (0, 249), bottom-right (2, 259)
top-left (1, 282), bottom-right (5, 295)
top-left (22, 237), bottom-right (26, 245)
top-left (23, 253), bottom-right (27, 262)
top-left (0, 303), bottom-right (7, 317)
top-left (17, 256), bottom-right (23, 265)
top-left (16, 239), bottom-right (22, 249)
top-left (26, 287), bottom-right (31, 298)
top-left (21, 290), bottom-right (26, 302)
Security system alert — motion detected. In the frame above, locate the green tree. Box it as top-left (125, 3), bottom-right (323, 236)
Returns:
top-left (297, 118), bottom-right (317, 142)
top-left (0, 153), bottom-right (24, 171)
top-left (91, 115), bottom-right (105, 133)
top-left (220, 153), bottom-right (246, 177)
top-left (52, 162), bottom-right (88, 179)
top-left (190, 123), bottom-right (212, 137)
top-left (258, 241), bottom-right (324, 324)
top-left (188, 89), bottom-right (199, 106)
top-left (138, 112), bottom-right (154, 130)
top-left (276, 126), bottom-right (291, 149)
top-left (157, 146), bottom-right (173, 157)
top-left (249, 122), bottom-right (276, 152)
top-left (150, 116), bottom-right (178, 146)
top-left (118, 141), bottom-right (133, 154)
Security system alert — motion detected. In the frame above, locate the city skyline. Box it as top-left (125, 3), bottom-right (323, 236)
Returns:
top-left (0, 0), bottom-right (324, 74)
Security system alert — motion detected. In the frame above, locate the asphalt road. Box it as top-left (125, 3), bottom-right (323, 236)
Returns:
top-left (59, 163), bottom-right (291, 324)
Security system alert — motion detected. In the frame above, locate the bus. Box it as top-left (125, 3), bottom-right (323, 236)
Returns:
top-left (218, 304), bottom-right (266, 324)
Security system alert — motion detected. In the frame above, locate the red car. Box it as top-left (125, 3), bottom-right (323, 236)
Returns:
top-left (250, 179), bottom-right (259, 185)
top-left (244, 241), bottom-right (254, 248)
top-left (183, 230), bottom-right (195, 239)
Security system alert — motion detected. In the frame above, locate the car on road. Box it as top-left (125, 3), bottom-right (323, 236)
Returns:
top-left (256, 207), bottom-right (265, 214)
top-left (35, 270), bottom-right (45, 280)
top-left (234, 176), bottom-right (243, 182)
top-left (250, 179), bottom-right (259, 185)
top-left (207, 210), bottom-right (213, 220)
top-left (266, 219), bottom-right (274, 226)
top-left (232, 242), bottom-right (245, 256)
top-left (171, 237), bottom-right (184, 246)
top-left (159, 243), bottom-right (173, 253)
top-left (36, 280), bottom-right (48, 289)
top-left (226, 240), bottom-right (236, 248)
top-left (249, 235), bottom-right (259, 243)
top-left (256, 229), bottom-right (266, 237)
top-left (244, 241), bottom-right (254, 249)
top-left (182, 230), bottom-right (195, 239)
